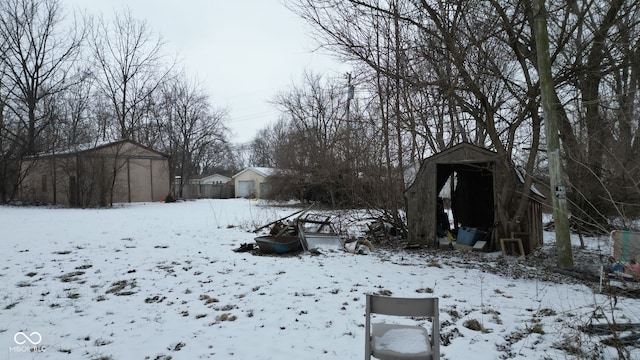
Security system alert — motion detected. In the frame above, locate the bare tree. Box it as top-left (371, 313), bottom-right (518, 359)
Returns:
top-left (550, 0), bottom-right (640, 225)
top-left (89, 7), bottom-right (173, 142)
top-left (291, 0), bottom-right (640, 234)
top-left (55, 69), bottom-right (96, 148)
top-left (0, 0), bottom-right (84, 155)
top-left (249, 124), bottom-right (281, 168)
top-left (268, 71), bottom-right (393, 207)
top-left (286, 0), bottom-right (543, 237)
top-left (0, 87), bottom-right (20, 202)
top-left (154, 74), bottom-right (230, 198)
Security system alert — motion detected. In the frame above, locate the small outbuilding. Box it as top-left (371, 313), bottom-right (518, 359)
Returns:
top-left (405, 143), bottom-right (543, 254)
top-left (232, 167), bottom-right (278, 198)
top-left (20, 139), bottom-right (170, 207)
top-left (193, 174), bottom-right (232, 185)
top-left (175, 174), bottom-right (234, 199)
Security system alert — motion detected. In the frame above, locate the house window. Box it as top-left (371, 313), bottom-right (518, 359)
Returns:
top-left (41, 175), bottom-right (47, 192)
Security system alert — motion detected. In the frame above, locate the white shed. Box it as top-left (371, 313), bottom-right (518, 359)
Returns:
top-left (232, 167), bottom-right (277, 198)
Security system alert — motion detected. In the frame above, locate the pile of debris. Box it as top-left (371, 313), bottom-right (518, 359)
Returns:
top-left (235, 206), bottom-right (346, 255)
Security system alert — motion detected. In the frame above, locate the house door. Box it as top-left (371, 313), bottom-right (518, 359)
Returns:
top-left (237, 180), bottom-right (254, 198)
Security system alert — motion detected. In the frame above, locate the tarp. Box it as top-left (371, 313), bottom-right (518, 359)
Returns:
top-left (612, 230), bottom-right (640, 262)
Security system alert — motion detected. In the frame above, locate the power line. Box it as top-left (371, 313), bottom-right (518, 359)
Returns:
top-left (226, 110), bottom-right (280, 124)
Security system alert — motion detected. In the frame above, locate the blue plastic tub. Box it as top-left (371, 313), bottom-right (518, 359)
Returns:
top-left (457, 227), bottom-right (486, 246)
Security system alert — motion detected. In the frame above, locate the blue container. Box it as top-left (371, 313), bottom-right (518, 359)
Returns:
top-left (457, 227), bottom-right (486, 246)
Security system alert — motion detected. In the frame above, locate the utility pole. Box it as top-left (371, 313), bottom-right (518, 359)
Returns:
top-left (533, 0), bottom-right (573, 269)
top-left (346, 73), bottom-right (354, 122)
top-left (345, 72), bottom-right (354, 165)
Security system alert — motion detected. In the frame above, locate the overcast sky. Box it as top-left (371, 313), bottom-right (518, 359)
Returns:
top-left (64, 0), bottom-right (348, 143)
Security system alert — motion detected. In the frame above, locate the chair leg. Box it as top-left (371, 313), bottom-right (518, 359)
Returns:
top-left (365, 333), bottom-right (370, 360)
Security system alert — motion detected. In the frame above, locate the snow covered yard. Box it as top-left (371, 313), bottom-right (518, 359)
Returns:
top-left (1, 199), bottom-right (639, 359)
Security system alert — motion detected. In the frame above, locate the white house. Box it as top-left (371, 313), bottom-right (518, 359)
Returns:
top-left (172, 174), bottom-right (233, 199)
top-left (232, 167), bottom-right (278, 198)
top-left (191, 174), bottom-right (231, 185)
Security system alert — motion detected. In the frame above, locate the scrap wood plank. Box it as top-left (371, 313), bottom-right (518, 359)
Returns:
top-left (584, 323), bottom-right (640, 335)
top-left (252, 204), bottom-right (315, 233)
top-left (500, 238), bottom-right (525, 259)
top-left (602, 333), bottom-right (640, 347)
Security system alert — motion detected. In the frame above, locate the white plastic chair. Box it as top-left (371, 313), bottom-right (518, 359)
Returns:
top-left (365, 294), bottom-right (439, 360)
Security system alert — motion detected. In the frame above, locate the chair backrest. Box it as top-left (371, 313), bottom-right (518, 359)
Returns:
top-left (367, 294), bottom-right (438, 317)
top-left (611, 230), bottom-right (640, 262)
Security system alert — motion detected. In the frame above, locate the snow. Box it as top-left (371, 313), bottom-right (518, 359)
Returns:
top-left (374, 327), bottom-right (429, 353)
top-left (1, 199), bottom-right (639, 359)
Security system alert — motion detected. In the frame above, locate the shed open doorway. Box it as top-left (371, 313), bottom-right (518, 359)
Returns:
top-left (436, 163), bottom-right (495, 240)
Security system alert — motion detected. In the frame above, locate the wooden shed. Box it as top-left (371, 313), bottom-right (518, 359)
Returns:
top-left (405, 143), bottom-right (543, 254)
top-left (20, 139), bottom-right (170, 207)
